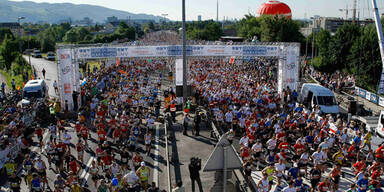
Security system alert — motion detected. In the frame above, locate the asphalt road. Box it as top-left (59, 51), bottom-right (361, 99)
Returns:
top-left (24, 56), bottom-right (58, 99)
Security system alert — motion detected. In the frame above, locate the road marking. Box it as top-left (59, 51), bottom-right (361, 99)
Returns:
top-left (153, 123), bottom-right (160, 185)
top-left (80, 156), bottom-right (96, 186)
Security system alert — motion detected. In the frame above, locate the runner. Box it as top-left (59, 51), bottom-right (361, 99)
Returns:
top-left (136, 161), bottom-right (150, 192)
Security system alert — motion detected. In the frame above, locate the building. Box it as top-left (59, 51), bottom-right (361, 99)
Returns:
top-left (198, 15), bottom-right (202, 21)
top-left (106, 16), bottom-right (119, 23)
top-left (0, 22), bottom-right (24, 36)
top-left (300, 16), bottom-right (375, 37)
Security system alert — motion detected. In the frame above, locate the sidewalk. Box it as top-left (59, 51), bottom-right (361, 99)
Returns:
top-left (169, 112), bottom-right (216, 191)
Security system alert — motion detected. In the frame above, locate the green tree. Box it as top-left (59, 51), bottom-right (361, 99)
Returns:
top-left (0, 34), bottom-right (18, 70)
top-left (0, 28), bottom-right (14, 43)
top-left (328, 23), bottom-right (360, 71)
top-left (348, 25), bottom-right (381, 91)
top-left (237, 14), bottom-right (260, 40)
top-left (115, 22), bottom-right (136, 40)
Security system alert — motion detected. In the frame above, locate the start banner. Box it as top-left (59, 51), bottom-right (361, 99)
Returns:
top-left (76, 45), bottom-right (281, 59)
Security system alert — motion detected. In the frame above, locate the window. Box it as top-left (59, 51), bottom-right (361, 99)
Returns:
top-left (317, 96), bottom-right (336, 106)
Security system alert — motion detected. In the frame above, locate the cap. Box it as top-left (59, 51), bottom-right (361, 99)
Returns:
top-left (141, 162), bottom-right (146, 166)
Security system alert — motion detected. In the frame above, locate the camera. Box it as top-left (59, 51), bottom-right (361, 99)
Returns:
top-left (190, 157), bottom-right (201, 167)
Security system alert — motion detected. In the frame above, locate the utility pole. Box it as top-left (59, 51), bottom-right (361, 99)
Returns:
top-left (216, 0), bottom-right (219, 22)
top-left (17, 16), bottom-right (25, 81)
top-left (353, 0), bottom-right (357, 23)
top-left (182, 0), bottom-right (187, 103)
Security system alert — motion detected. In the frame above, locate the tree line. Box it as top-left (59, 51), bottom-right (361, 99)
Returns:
top-left (310, 23), bottom-right (381, 92)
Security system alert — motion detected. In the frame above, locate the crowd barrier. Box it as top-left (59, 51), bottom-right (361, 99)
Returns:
top-left (354, 86), bottom-right (384, 107)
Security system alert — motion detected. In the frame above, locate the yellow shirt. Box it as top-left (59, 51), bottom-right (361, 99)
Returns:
top-left (138, 167), bottom-right (149, 181)
top-left (4, 163), bottom-right (16, 175)
top-left (333, 152), bottom-right (344, 165)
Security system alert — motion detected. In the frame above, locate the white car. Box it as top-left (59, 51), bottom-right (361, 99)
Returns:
top-left (45, 52), bottom-right (55, 61)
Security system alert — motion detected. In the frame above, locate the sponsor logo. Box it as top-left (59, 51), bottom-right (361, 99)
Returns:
top-left (60, 54), bottom-right (70, 60)
top-left (287, 62), bottom-right (296, 70)
top-left (61, 66), bottom-right (71, 75)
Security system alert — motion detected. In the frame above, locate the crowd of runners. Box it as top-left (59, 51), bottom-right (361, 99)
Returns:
top-left (1, 59), bottom-right (169, 192)
top-left (188, 58), bottom-right (384, 192)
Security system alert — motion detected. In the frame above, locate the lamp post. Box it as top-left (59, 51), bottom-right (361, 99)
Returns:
top-left (161, 14), bottom-right (168, 30)
top-left (17, 16), bottom-right (25, 81)
top-left (182, 0), bottom-right (187, 105)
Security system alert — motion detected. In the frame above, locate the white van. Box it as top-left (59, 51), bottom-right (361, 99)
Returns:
top-left (377, 111), bottom-right (384, 137)
top-left (299, 83), bottom-right (339, 114)
top-left (23, 80), bottom-right (48, 99)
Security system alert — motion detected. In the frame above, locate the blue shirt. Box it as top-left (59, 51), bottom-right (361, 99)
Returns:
top-left (353, 136), bottom-right (362, 145)
top-left (288, 167), bottom-right (299, 179)
top-left (356, 178), bottom-right (369, 192)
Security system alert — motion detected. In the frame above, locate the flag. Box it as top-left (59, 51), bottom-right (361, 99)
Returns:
top-left (119, 70), bottom-right (126, 74)
top-left (31, 75), bottom-right (34, 80)
top-left (116, 58), bottom-right (120, 67)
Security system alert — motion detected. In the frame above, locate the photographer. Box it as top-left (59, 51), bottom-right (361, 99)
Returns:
top-left (189, 157), bottom-right (203, 192)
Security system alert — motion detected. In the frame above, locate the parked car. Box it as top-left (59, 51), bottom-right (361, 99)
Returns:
top-left (45, 52), bottom-right (55, 61)
top-left (32, 50), bottom-right (42, 58)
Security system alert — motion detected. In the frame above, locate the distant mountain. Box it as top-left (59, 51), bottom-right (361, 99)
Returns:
top-left (0, 0), bottom-right (167, 24)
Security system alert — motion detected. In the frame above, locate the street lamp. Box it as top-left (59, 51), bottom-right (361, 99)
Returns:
top-left (17, 16), bottom-right (25, 81)
top-left (161, 14), bottom-right (168, 30)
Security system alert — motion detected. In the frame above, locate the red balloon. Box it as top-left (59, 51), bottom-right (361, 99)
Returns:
top-left (256, 0), bottom-right (292, 18)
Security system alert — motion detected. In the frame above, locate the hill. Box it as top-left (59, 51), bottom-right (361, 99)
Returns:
top-left (0, 0), bottom-right (166, 24)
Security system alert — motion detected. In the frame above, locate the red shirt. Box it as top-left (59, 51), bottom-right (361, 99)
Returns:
top-left (353, 161), bottom-right (366, 175)
top-left (69, 161), bottom-right (78, 173)
top-left (109, 119), bottom-right (117, 127)
top-left (75, 124), bottom-right (82, 133)
top-left (80, 127), bottom-right (88, 138)
top-left (103, 155), bottom-right (112, 165)
top-left (97, 122), bottom-right (106, 130)
top-left (113, 129), bottom-right (121, 138)
top-left (318, 182), bottom-right (330, 192)
top-left (371, 170), bottom-right (381, 184)
top-left (278, 142), bottom-right (289, 150)
top-left (56, 143), bottom-right (66, 153)
top-left (276, 132), bottom-right (286, 140)
top-left (97, 130), bottom-right (107, 141)
top-left (376, 146), bottom-right (384, 159)
top-left (35, 128), bottom-right (43, 137)
top-left (294, 143), bottom-right (305, 153)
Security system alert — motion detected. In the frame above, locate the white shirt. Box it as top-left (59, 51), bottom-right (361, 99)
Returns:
top-left (266, 139), bottom-right (277, 150)
top-left (282, 187), bottom-right (296, 192)
top-left (63, 133), bottom-right (71, 144)
top-left (252, 143), bottom-right (262, 152)
top-left (225, 112), bottom-right (233, 123)
top-left (312, 151), bottom-right (322, 165)
top-left (239, 136), bottom-right (249, 146)
top-left (275, 163), bottom-right (286, 177)
top-left (124, 172), bottom-right (139, 184)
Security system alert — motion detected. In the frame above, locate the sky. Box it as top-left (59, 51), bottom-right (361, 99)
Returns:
top-left (10, 0), bottom-right (384, 21)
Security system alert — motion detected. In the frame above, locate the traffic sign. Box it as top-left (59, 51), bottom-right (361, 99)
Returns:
top-left (203, 136), bottom-right (242, 172)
